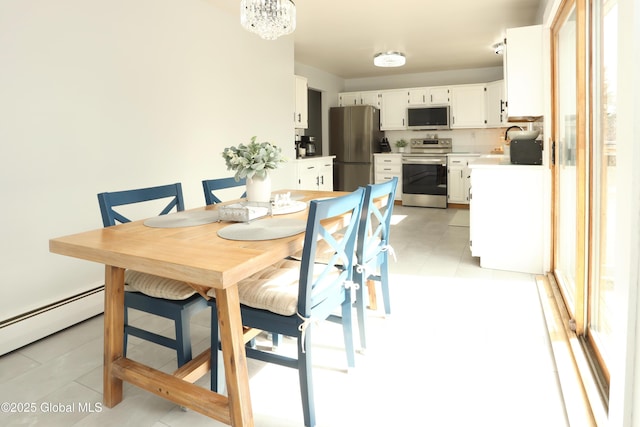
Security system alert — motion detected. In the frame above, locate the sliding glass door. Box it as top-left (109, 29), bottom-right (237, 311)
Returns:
top-left (553, 1), bottom-right (581, 320)
top-left (551, 0), bottom-right (618, 399)
top-left (588, 0), bottom-right (618, 387)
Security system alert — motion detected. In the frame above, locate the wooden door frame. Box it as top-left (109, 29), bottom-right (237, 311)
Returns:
top-left (550, 0), bottom-right (589, 335)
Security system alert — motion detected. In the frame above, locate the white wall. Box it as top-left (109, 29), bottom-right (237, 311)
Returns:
top-left (344, 66), bottom-right (504, 91)
top-left (294, 62), bottom-right (344, 155)
top-left (0, 1), bottom-right (295, 328)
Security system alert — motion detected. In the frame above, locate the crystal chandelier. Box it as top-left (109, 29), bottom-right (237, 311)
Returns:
top-left (240, 0), bottom-right (297, 41)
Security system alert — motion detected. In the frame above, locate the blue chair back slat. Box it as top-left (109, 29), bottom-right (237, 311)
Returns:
top-left (298, 188), bottom-right (365, 318)
top-left (97, 183), bottom-right (184, 227)
top-left (202, 177), bottom-right (246, 205)
top-left (357, 177), bottom-right (398, 269)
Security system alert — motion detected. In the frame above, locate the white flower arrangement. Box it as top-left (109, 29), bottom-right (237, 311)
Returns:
top-left (222, 136), bottom-right (286, 181)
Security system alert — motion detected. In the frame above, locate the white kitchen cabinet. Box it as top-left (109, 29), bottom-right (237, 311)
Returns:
top-left (428, 86), bottom-right (451, 104)
top-left (339, 92), bottom-right (359, 106)
top-left (360, 91), bottom-right (381, 107)
top-left (469, 158), bottom-right (545, 274)
top-left (338, 91), bottom-right (381, 107)
top-left (407, 88), bottom-right (428, 105)
top-left (317, 159), bottom-right (334, 191)
top-left (447, 155), bottom-right (478, 204)
top-left (295, 156), bottom-right (334, 191)
top-left (485, 80), bottom-right (507, 127)
top-left (294, 75), bottom-right (308, 129)
top-left (505, 25), bottom-right (543, 119)
top-left (374, 154), bottom-right (402, 201)
top-left (380, 90), bottom-right (408, 130)
top-left (408, 86), bottom-right (450, 105)
top-left (450, 84), bottom-right (486, 128)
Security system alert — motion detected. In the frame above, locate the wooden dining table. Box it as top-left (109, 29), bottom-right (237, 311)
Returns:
top-left (48, 189), bottom-right (347, 427)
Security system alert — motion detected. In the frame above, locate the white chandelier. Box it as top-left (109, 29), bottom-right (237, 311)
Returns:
top-left (240, 0), bottom-right (297, 41)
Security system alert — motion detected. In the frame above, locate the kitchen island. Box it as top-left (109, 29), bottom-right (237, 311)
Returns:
top-left (468, 155), bottom-right (549, 274)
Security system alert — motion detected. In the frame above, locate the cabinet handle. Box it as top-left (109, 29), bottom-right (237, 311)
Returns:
top-left (320, 176), bottom-right (324, 185)
top-left (384, 168), bottom-right (392, 171)
top-left (297, 113), bottom-right (301, 122)
top-left (430, 94), bottom-right (433, 103)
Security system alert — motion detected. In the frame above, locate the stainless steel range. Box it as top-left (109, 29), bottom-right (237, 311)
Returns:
top-left (401, 137), bottom-right (452, 208)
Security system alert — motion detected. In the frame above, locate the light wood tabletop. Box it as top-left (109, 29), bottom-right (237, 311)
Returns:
top-left (49, 189), bottom-right (346, 427)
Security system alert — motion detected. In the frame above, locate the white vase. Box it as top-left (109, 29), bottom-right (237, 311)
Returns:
top-left (246, 173), bottom-right (272, 203)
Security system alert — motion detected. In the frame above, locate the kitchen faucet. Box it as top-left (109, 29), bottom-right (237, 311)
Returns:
top-left (505, 125), bottom-right (523, 140)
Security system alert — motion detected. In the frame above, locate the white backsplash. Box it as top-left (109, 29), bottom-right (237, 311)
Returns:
top-left (385, 127), bottom-right (508, 154)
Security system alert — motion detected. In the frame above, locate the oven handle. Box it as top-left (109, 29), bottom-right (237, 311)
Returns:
top-left (402, 157), bottom-right (447, 165)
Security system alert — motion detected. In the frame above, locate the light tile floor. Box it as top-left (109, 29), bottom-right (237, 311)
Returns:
top-left (0, 206), bottom-right (569, 427)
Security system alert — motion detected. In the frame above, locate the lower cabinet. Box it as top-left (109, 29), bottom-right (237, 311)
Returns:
top-left (295, 156), bottom-right (334, 191)
top-left (374, 154), bottom-right (402, 200)
top-left (447, 155), bottom-right (478, 204)
top-left (469, 162), bottom-right (546, 274)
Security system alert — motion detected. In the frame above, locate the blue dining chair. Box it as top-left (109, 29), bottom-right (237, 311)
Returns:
top-left (97, 183), bottom-right (209, 367)
top-left (202, 176), bottom-right (280, 348)
top-left (353, 177), bottom-right (398, 350)
top-left (208, 188), bottom-right (365, 427)
top-left (202, 177), bottom-right (246, 205)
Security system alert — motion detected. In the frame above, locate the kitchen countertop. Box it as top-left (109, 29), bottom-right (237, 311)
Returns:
top-left (294, 155), bottom-right (335, 162)
top-left (447, 153), bottom-right (482, 157)
top-left (468, 155), bottom-right (545, 169)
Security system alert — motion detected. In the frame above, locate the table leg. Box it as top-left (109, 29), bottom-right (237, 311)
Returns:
top-left (367, 279), bottom-right (378, 310)
top-left (214, 286), bottom-right (254, 427)
top-left (103, 265), bottom-right (125, 407)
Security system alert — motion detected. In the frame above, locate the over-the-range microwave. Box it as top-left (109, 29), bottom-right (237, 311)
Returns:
top-left (407, 105), bottom-right (450, 130)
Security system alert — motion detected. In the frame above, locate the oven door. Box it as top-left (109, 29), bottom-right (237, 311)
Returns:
top-left (401, 156), bottom-right (448, 208)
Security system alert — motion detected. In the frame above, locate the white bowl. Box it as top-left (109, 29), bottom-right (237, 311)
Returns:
top-left (507, 130), bottom-right (540, 140)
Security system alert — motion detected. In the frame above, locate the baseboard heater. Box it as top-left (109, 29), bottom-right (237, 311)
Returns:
top-left (0, 284), bottom-right (104, 356)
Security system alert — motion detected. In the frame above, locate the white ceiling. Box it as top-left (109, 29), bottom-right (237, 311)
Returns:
top-left (220, 0), bottom-right (543, 79)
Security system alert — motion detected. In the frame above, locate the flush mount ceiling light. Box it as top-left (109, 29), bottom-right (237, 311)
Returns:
top-left (373, 51), bottom-right (406, 67)
top-left (240, 0), bottom-right (296, 41)
top-left (493, 42), bottom-right (505, 55)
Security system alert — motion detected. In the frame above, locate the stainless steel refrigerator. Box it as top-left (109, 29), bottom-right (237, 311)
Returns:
top-left (329, 105), bottom-right (383, 191)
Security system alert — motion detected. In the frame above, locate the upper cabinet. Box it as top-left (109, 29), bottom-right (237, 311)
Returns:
top-left (450, 84), bottom-right (486, 128)
top-left (505, 25), bottom-right (543, 120)
top-left (380, 90), bottom-right (408, 130)
top-left (294, 75), bottom-right (308, 129)
top-left (339, 79), bottom-right (509, 131)
top-left (428, 86), bottom-right (451, 105)
top-left (338, 91), bottom-right (381, 107)
top-left (407, 88), bottom-right (428, 105)
top-left (408, 86), bottom-right (450, 105)
top-left (485, 80), bottom-right (507, 127)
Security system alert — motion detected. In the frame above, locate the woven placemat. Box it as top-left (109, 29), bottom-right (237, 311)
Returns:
top-left (144, 210), bottom-right (219, 228)
top-left (217, 218), bottom-right (306, 241)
